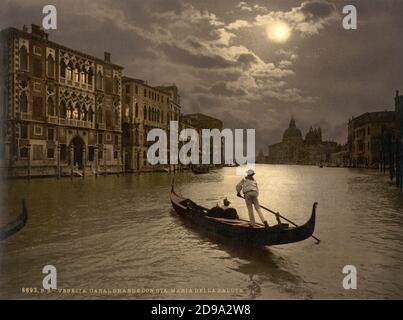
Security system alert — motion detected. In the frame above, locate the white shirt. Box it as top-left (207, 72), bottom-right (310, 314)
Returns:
top-left (236, 177), bottom-right (259, 194)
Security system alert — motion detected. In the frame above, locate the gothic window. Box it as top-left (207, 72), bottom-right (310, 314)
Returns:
top-left (47, 97), bottom-right (55, 116)
top-left (47, 54), bottom-right (55, 77)
top-left (60, 101), bottom-right (67, 118)
top-left (19, 46), bottom-right (28, 71)
top-left (148, 107), bottom-right (151, 121)
top-left (20, 92), bottom-right (28, 113)
top-left (135, 103), bottom-right (138, 118)
top-left (88, 107), bottom-right (94, 123)
top-left (67, 102), bottom-right (74, 119)
top-left (143, 105), bottom-right (147, 119)
top-left (60, 60), bottom-right (66, 78)
top-left (97, 71), bottom-right (103, 90)
top-left (67, 62), bottom-right (74, 80)
top-left (88, 68), bottom-right (93, 85)
top-left (74, 65), bottom-right (80, 82)
top-left (81, 70), bottom-right (86, 84)
top-left (74, 103), bottom-right (81, 120)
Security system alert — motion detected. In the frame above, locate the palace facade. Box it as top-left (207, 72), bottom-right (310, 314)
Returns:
top-left (268, 117), bottom-right (339, 165)
top-left (347, 111), bottom-right (396, 168)
top-left (122, 77), bottom-right (172, 172)
top-left (0, 24), bottom-right (123, 178)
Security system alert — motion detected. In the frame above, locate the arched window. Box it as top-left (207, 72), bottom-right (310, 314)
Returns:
top-left (67, 102), bottom-right (74, 119)
top-left (47, 97), bottom-right (55, 116)
top-left (20, 92), bottom-right (28, 113)
top-left (47, 54), bottom-right (55, 77)
top-left (60, 101), bottom-right (67, 118)
top-left (74, 65), bottom-right (80, 82)
top-left (97, 71), bottom-right (103, 90)
top-left (88, 107), bottom-right (94, 123)
top-left (60, 60), bottom-right (66, 78)
top-left (148, 107), bottom-right (151, 121)
top-left (67, 62), bottom-right (74, 80)
top-left (157, 110), bottom-right (160, 123)
top-left (80, 70), bottom-right (86, 84)
top-left (19, 46), bottom-right (28, 71)
top-left (88, 68), bottom-right (93, 85)
top-left (97, 107), bottom-right (103, 124)
top-left (74, 103), bottom-right (81, 120)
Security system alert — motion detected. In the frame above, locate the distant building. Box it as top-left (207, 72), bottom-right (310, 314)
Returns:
top-left (268, 117), bottom-right (338, 165)
top-left (347, 111), bottom-right (396, 168)
top-left (180, 113), bottom-right (224, 165)
top-left (0, 25), bottom-right (123, 178)
top-left (122, 77), bottom-right (170, 172)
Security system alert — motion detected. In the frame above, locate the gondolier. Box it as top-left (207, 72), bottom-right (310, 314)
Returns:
top-left (236, 169), bottom-right (269, 228)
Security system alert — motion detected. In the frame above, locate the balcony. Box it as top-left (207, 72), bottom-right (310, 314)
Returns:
top-left (59, 118), bottom-right (93, 129)
top-left (47, 116), bottom-right (59, 124)
top-left (97, 123), bottom-right (106, 130)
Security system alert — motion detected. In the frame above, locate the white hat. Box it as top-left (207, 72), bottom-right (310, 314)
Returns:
top-left (246, 169), bottom-right (255, 176)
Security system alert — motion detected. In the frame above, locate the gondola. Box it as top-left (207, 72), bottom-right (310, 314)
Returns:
top-left (170, 185), bottom-right (317, 246)
top-left (0, 200), bottom-right (28, 241)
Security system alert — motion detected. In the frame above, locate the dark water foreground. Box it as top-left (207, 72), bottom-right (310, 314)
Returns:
top-left (1, 165), bottom-right (402, 299)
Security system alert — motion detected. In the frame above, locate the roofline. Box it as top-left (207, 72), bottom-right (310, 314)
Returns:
top-left (122, 76), bottom-right (171, 96)
top-left (2, 26), bottom-right (124, 70)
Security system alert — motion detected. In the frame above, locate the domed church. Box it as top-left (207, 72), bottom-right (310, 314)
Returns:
top-left (268, 117), bottom-right (338, 165)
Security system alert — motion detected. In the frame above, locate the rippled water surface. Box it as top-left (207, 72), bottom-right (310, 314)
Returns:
top-left (1, 165), bottom-right (403, 299)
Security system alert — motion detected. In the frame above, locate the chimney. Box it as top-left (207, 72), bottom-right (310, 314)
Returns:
top-left (31, 24), bottom-right (48, 39)
top-left (104, 52), bottom-right (111, 62)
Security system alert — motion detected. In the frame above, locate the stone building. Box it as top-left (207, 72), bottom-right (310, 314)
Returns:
top-left (180, 113), bottom-right (224, 165)
top-left (122, 77), bottom-right (170, 172)
top-left (347, 111), bottom-right (396, 168)
top-left (0, 25), bottom-right (123, 178)
top-left (268, 117), bottom-right (338, 165)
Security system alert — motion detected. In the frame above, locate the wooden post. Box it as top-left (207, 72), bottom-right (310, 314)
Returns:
top-left (27, 144), bottom-right (31, 181)
top-left (102, 147), bottom-right (106, 177)
top-left (95, 145), bottom-right (99, 178)
top-left (57, 144), bottom-right (61, 179)
top-left (70, 144), bottom-right (74, 179)
top-left (82, 145), bottom-right (86, 178)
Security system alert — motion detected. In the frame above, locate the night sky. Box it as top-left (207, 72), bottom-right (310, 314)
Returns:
top-left (1, 0), bottom-right (402, 152)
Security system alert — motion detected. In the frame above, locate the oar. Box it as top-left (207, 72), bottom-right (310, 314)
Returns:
top-left (238, 194), bottom-right (321, 244)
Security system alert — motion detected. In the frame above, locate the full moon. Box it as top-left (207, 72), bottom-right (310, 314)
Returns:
top-left (266, 22), bottom-right (291, 43)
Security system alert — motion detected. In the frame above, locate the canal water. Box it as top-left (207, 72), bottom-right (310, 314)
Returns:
top-left (1, 165), bottom-right (403, 299)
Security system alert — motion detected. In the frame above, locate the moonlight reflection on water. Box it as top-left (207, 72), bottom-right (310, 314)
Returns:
top-left (1, 165), bottom-right (403, 299)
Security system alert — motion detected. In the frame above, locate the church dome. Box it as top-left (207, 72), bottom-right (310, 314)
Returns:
top-left (283, 117), bottom-right (303, 142)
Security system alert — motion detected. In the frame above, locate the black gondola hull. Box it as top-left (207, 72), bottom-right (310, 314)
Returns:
top-left (170, 189), bottom-right (316, 246)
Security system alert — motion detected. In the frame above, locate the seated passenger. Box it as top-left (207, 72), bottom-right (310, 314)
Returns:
top-left (208, 198), bottom-right (239, 220)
